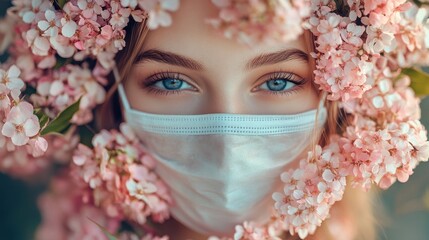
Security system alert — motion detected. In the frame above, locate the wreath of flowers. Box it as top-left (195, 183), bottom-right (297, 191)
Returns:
top-left (1, 0), bottom-right (429, 239)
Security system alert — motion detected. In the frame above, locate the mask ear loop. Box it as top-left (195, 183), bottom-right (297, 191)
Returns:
top-left (310, 91), bottom-right (328, 157)
top-left (113, 65), bottom-right (132, 111)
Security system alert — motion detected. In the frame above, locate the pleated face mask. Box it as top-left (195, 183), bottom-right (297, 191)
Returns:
top-left (117, 83), bottom-right (327, 236)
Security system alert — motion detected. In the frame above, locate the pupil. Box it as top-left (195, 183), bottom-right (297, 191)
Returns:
top-left (163, 78), bottom-right (183, 90)
top-left (267, 79), bottom-right (287, 91)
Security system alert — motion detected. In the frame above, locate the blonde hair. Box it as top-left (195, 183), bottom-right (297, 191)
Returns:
top-left (97, 19), bottom-right (378, 240)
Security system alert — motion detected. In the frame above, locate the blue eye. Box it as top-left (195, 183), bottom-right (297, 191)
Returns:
top-left (143, 72), bottom-right (195, 95)
top-left (262, 79), bottom-right (295, 91)
top-left (259, 72), bottom-right (301, 93)
top-left (157, 78), bottom-right (185, 90)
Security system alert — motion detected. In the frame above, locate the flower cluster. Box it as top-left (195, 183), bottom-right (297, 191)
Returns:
top-left (207, 0), bottom-right (311, 46)
top-left (0, 64), bottom-right (51, 176)
top-left (270, 75), bottom-right (429, 238)
top-left (0, 131), bottom-right (78, 178)
top-left (272, 141), bottom-right (347, 239)
top-left (35, 173), bottom-right (122, 240)
top-left (8, 0), bottom-right (181, 69)
top-left (29, 63), bottom-right (107, 124)
top-left (72, 123), bottom-right (172, 226)
top-left (309, 0), bottom-right (429, 101)
top-left (36, 171), bottom-right (169, 240)
top-left (340, 76), bottom-right (429, 190)
top-left (207, 216), bottom-right (285, 240)
top-left (0, 0), bottom-right (184, 173)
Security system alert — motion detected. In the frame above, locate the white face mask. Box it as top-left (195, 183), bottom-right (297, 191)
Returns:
top-left (117, 84), bottom-right (327, 236)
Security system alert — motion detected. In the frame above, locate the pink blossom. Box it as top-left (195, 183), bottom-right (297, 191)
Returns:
top-left (24, 28), bottom-right (51, 56)
top-left (0, 147), bottom-right (50, 178)
top-left (273, 140), bottom-right (346, 239)
top-left (121, 0), bottom-right (138, 9)
top-left (126, 178), bottom-right (157, 204)
top-left (1, 101), bottom-right (40, 146)
top-left (139, 0), bottom-right (180, 29)
top-left (35, 174), bottom-right (121, 240)
top-left (28, 136), bottom-right (48, 158)
top-left (207, 0), bottom-right (311, 45)
top-left (20, 0), bottom-right (52, 24)
top-left (0, 65), bottom-right (24, 90)
top-left (71, 123), bottom-right (172, 225)
top-left (365, 25), bottom-right (395, 54)
top-left (38, 9), bottom-right (60, 37)
top-left (0, 85), bottom-right (11, 110)
top-left (77, 0), bottom-right (105, 19)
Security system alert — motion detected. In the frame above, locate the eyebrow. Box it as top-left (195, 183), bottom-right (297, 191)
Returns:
top-left (134, 48), bottom-right (309, 71)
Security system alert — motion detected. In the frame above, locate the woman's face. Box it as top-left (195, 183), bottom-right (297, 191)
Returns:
top-left (123, 0), bottom-right (319, 115)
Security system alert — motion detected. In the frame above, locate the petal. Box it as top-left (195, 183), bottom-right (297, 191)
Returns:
top-left (22, 12), bottom-right (35, 23)
top-left (12, 132), bottom-right (29, 146)
top-left (322, 169), bottom-right (335, 182)
top-left (45, 9), bottom-right (56, 21)
top-left (372, 96), bottom-right (384, 108)
top-left (7, 106), bottom-right (26, 124)
top-left (49, 81), bottom-right (64, 96)
top-left (7, 65), bottom-right (21, 78)
top-left (1, 122), bottom-right (16, 137)
top-left (158, 11), bottom-right (172, 27)
top-left (18, 102), bottom-right (35, 118)
top-left (37, 55), bottom-right (57, 69)
top-left (317, 182), bottom-right (327, 192)
top-left (10, 88), bottom-right (21, 101)
top-left (38, 20), bottom-right (50, 31)
top-left (50, 37), bottom-right (75, 58)
top-left (62, 20), bottom-right (77, 38)
top-left (142, 182), bottom-right (157, 193)
top-left (129, 165), bottom-right (149, 182)
top-left (35, 136), bottom-right (48, 151)
top-left (32, 0), bottom-right (42, 8)
top-left (23, 117), bottom-right (40, 137)
top-left (126, 179), bottom-right (137, 192)
top-left (73, 155), bottom-right (87, 166)
top-left (34, 36), bottom-right (51, 55)
top-left (77, 0), bottom-right (87, 9)
top-left (6, 79), bottom-right (24, 90)
top-left (29, 136), bottom-right (48, 157)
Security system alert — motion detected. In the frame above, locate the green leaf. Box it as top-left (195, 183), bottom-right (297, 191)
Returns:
top-left (88, 218), bottom-right (118, 240)
top-left (53, 55), bottom-right (69, 69)
top-left (34, 108), bottom-right (50, 130)
top-left (78, 125), bottom-right (95, 148)
top-left (40, 97), bottom-right (81, 136)
top-left (51, 0), bottom-right (69, 9)
top-left (401, 68), bottom-right (429, 97)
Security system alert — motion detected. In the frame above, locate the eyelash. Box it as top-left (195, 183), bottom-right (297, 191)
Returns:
top-left (140, 71), bottom-right (306, 96)
top-left (141, 71), bottom-right (190, 96)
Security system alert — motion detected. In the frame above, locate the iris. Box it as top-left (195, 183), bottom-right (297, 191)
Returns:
top-left (266, 79), bottom-right (288, 91)
top-left (162, 78), bottom-right (183, 90)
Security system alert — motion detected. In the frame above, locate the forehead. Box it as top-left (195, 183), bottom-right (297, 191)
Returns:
top-left (141, 0), bottom-right (309, 61)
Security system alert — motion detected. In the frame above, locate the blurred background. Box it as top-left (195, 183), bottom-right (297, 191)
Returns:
top-left (0, 1), bottom-right (429, 239)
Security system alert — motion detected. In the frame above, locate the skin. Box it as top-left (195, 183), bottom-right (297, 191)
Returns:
top-left (121, 0), bottom-right (320, 238)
